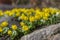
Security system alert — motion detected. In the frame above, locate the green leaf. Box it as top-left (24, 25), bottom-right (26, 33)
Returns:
top-left (13, 14), bottom-right (16, 17)
top-left (24, 31), bottom-right (28, 35)
top-left (2, 27), bottom-right (9, 34)
top-left (23, 30), bottom-right (31, 35)
top-left (17, 28), bottom-right (22, 33)
top-left (11, 30), bottom-right (18, 40)
top-left (18, 17), bottom-right (21, 21)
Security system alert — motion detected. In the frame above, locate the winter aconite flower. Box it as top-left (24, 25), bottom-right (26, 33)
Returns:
top-left (34, 15), bottom-right (40, 20)
top-left (43, 17), bottom-right (48, 20)
top-left (11, 25), bottom-right (17, 30)
top-left (1, 21), bottom-right (8, 27)
top-left (22, 25), bottom-right (29, 31)
top-left (8, 30), bottom-right (12, 35)
top-left (0, 12), bottom-right (3, 16)
top-left (0, 10), bottom-right (3, 16)
top-left (0, 27), bottom-right (3, 32)
top-left (29, 16), bottom-right (35, 22)
top-left (20, 14), bottom-right (28, 20)
top-left (23, 16), bottom-right (28, 20)
top-left (20, 22), bottom-right (25, 26)
top-left (15, 13), bottom-right (20, 17)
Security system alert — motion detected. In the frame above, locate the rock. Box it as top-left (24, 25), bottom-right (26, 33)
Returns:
top-left (0, 16), bottom-right (20, 27)
top-left (0, 16), bottom-right (12, 23)
top-left (21, 23), bottom-right (60, 40)
top-left (53, 34), bottom-right (60, 40)
top-left (50, 34), bottom-right (60, 40)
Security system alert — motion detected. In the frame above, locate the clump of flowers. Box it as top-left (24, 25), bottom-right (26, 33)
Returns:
top-left (0, 8), bottom-right (60, 40)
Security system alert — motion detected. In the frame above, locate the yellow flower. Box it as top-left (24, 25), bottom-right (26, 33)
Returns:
top-left (27, 12), bottom-right (32, 16)
top-left (20, 8), bottom-right (26, 12)
top-left (23, 16), bottom-right (28, 20)
top-left (16, 12), bottom-right (20, 17)
top-left (34, 14), bottom-right (41, 20)
top-left (43, 17), bottom-right (48, 20)
top-left (0, 27), bottom-right (3, 32)
top-left (0, 10), bottom-right (3, 16)
top-left (50, 8), bottom-right (58, 15)
top-left (8, 30), bottom-right (12, 35)
top-left (22, 25), bottom-right (29, 31)
top-left (4, 10), bottom-right (14, 16)
top-left (8, 12), bottom-right (14, 16)
top-left (12, 8), bottom-right (19, 12)
top-left (12, 25), bottom-right (17, 30)
top-left (51, 10), bottom-right (56, 14)
top-left (35, 16), bottom-right (39, 20)
top-left (42, 8), bottom-right (50, 13)
top-left (20, 22), bottom-right (25, 26)
top-left (30, 8), bottom-right (35, 12)
top-left (20, 14), bottom-right (28, 20)
top-left (4, 11), bottom-right (10, 15)
top-left (17, 8), bottom-right (21, 12)
top-left (29, 16), bottom-right (35, 22)
top-left (1, 21), bottom-right (8, 27)
top-left (23, 10), bottom-right (28, 13)
top-left (0, 12), bottom-right (3, 16)
top-left (44, 13), bottom-right (50, 17)
top-left (20, 14), bottom-right (25, 20)
top-left (35, 9), bottom-right (40, 14)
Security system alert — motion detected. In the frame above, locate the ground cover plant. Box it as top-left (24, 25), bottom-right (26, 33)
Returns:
top-left (0, 8), bottom-right (60, 40)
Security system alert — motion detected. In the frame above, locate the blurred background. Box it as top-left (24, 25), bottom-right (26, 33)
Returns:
top-left (0, 0), bottom-right (60, 8)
